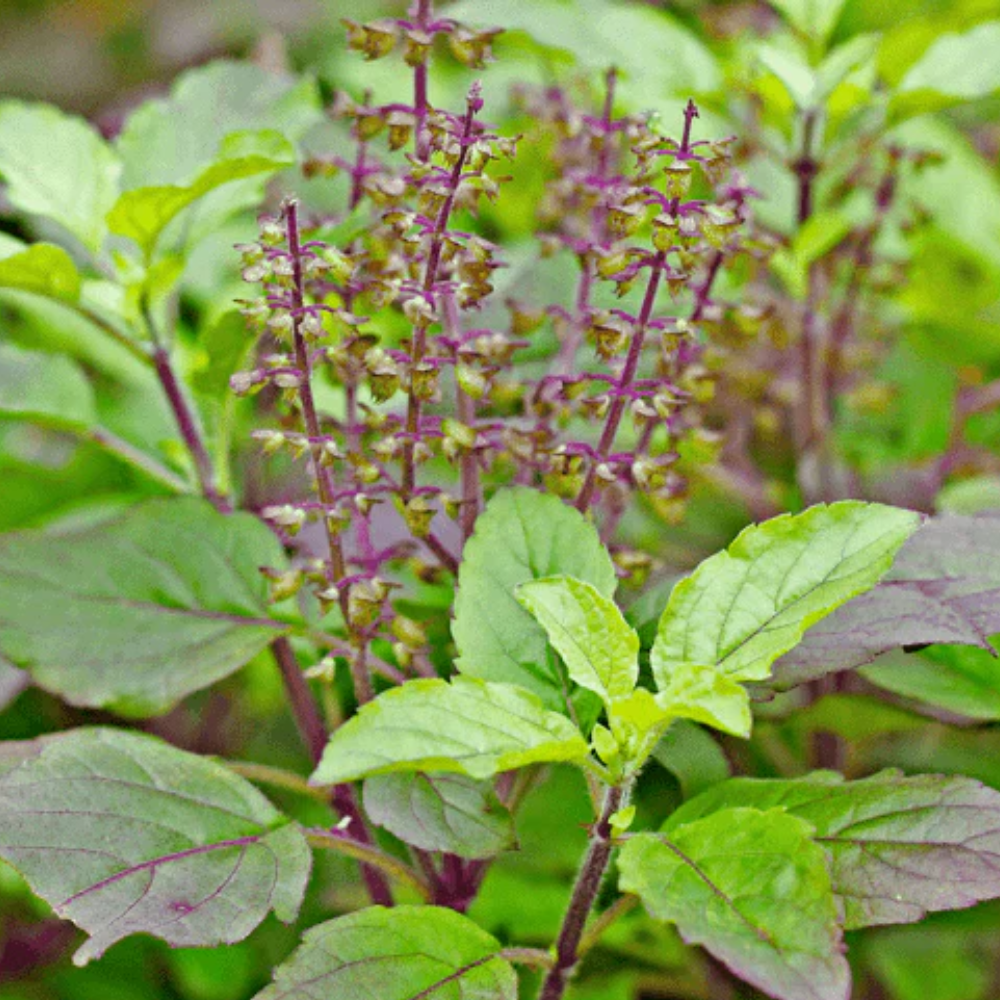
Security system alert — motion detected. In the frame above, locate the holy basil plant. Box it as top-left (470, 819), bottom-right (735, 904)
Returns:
top-left (6, 486), bottom-right (1000, 1000)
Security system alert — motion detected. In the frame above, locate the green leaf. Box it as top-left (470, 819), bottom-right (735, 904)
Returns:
top-left (192, 309), bottom-right (257, 399)
top-left (864, 922), bottom-right (995, 1000)
top-left (794, 210), bottom-right (853, 266)
top-left (253, 906), bottom-right (516, 1000)
top-left (0, 344), bottom-right (96, 430)
top-left (116, 61), bottom-right (321, 189)
top-left (108, 131), bottom-right (295, 260)
top-left (0, 727), bottom-right (310, 965)
top-left (310, 677), bottom-right (589, 784)
top-left (652, 720), bottom-right (731, 800)
top-left (652, 502), bottom-right (922, 689)
top-left (936, 475), bottom-right (1000, 514)
top-left (767, 0), bottom-right (849, 47)
top-left (757, 35), bottom-right (875, 110)
top-left (0, 243), bottom-right (81, 302)
top-left (0, 498), bottom-right (292, 716)
top-left (453, 487), bottom-right (617, 716)
top-left (363, 772), bottom-right (515, 859)
top-left (771, 210), bottom-right (853, 299)
top-left (516, 575), bottom-right (639, 706)
top-left (756, 42), bottom-right (816, 107)
top-left (446, 0), bottom-right (719, 98)
top-left (0, 101), bottom-right (121, 253)
top-left (863, 640), bottom-right (1000, 721)
top-left (894, 21), bottom-right (1000, 117)
top-left (666, 771), bottom-right (1000, 930)
top-left (652, 662), bottom-right (753, 738)
top-left (790, 694), bottom-right (925, 743)
top-left (620, 809), bottom-right (848, 1000)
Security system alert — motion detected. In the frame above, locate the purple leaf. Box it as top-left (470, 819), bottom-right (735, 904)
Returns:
top-left (773, 514), bottom-right (1000, 687)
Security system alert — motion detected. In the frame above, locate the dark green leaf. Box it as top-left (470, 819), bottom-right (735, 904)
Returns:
top-left (363, 772), bottom-right (514, 859)
top-left (863, 640), bottom-right (1000, 721)
top-left (667, 771), bottom-right (1000, 929)
top-left (0, 727), bottom-right (310, 965)
top-left (0, 498), bottom-right (292, 716)
top-left (652, 720), bottom-right (731, 799)
top-left (253, 905), bottom-right (516, 1000)
top-left (620, 809), bottom-right (848, 1000)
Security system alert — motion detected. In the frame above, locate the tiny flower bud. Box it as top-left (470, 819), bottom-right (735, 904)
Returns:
top-left (456, 363), bottom-right (488, 399)
top-left (266, 570), bottom-right (303, 603)
top-left (343, 18), bottom-right (398, 60)
top-left (251, 429), bottom-right (287, 455)
top-left (402, 295), bottom-right (436, 326)
top-left (392, 615), bottom-right (427, 649)
top-left (410, 362), bottom-right (439, 402)
top-left (304, 655), bottom-right (338, 682)
top-left (400, 494), bottom-right (436, 537)
top-left (663, 160), bottom-right (692, 198)
top-left (230, 371), bottom-right (260, 396)
top-left (262, 504), bottom-right (307, 534)
top-left (348, 577), bottom-right (391, 629)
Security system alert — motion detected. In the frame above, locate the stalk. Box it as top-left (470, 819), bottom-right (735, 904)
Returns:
top-left (401, 88), bottom-right (479, 498)
top-left (575, 252), bottom-right (666, 512)
top-left (537, 783), bottom-right (628, 1000)
top-left (412, 0), bottom-right (432, 161)
top-left (146, 256), bottom-right (391, 905)
top-left (284, 200), bottom-right (375, 706)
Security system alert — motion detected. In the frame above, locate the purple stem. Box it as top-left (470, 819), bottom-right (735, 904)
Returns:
top-left (412, 0), bottom-right (432, 161)
top-left (556, 69), bottom-right (617, 374)
top-left (285, 200), bottom-right (375, 706)
top-left (443, 294), bottom-right (481, 541)
top-left (537, 784), bottom-right (626, 1000)
top-left (152, 347), bottom-right (231, 515)
top-left (402, 90), bottom-right (478, 498)
top-left (575, 251), bottom-right (666, 512)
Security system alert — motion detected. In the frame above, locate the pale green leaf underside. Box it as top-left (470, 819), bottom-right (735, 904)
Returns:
top-left (108, 131), bottom-right (295, 258)
top-left (253, 906), bottom-right (516, 1000)
top-left (363, 772), bottom-right (514, 859)
top-left (620, 809), bottom-right (849, 1000)
top-left (0, 728), bottom-right (310, 965)
top-left (652, 501), bottom-right (921, 688)
top-left (0, 498), bottom-right (291, 716)
top-left (311, 677), bottom-right (589, 785)
top-left (453, 487), bottom-right (616, 716)
top-left (517, 575), bottom-right (638, 706)
top-left (0, 243), bottom-right (81, 302)
top-left (0, 101), bottom-right (121, 252)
